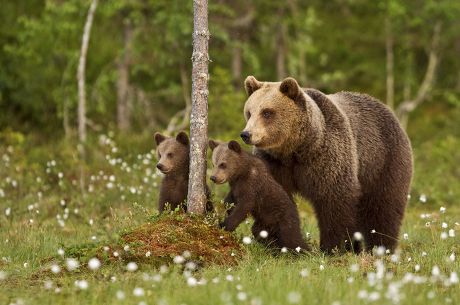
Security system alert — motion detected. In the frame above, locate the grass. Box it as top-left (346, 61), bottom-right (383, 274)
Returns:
top-left (0, 134), bottom-right (459, 305)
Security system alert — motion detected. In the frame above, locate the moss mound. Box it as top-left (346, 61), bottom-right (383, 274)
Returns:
top-left (110, 212), bottom-right (244, 266)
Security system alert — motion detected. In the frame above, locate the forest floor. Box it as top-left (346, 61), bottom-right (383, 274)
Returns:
top-left (0, 134), bottom-right (459, 305)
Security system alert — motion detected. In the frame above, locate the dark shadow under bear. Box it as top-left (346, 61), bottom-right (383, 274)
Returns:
top-left (209, 139), bottom-right (309, 252)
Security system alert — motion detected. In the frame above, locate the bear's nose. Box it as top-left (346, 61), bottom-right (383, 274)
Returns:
top-left (240, 131), bottom-right (251, 144)
top-left (210, 176), bottom-right (217, 183)
top-left (156, 163), bottom-right (165, 171)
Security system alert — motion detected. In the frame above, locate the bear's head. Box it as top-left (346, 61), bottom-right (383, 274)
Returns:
top-left (208, 140), bottom-right (244, 184)
top-left (154, 131), bottom-right (189, 175)
top-left (241, 76), bottom-right (309, 152)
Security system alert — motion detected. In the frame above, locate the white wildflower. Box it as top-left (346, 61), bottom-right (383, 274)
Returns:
top-left (259, 230), bottom-right (268, 238)
top-left (242, 236), bottom-right (252, 245)
top-left (287, 291), bottom-right (301, 304)
top-left (88, 258), bottom-right (101, 270)
top-left (65, 258), bottom-right (79, 271)
top-left (133, 287), bottom-right (144, 297)
top-left (126, 262), bottom-right (138, 272)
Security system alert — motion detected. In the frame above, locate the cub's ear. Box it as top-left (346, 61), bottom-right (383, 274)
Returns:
top-left (279, 77), bottom-right (307, 110)
top-left (176, 131), bottom-right (189, 146)
top-left (154, 132), bottom-right (166, 145)
top-left (228, 140), bottom-right (241, 154)
top-left (244, 76), bottom-right (262, 96)
top-left (208, 139), bottom-right (219, 151)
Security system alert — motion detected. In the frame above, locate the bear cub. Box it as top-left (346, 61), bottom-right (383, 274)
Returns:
top-left (209, 139), bottom-right (309, 251)
top-left (154, 131), bottom-right (212, 213)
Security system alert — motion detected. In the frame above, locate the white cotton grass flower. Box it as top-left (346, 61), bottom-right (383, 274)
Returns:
top-left (449, 253), bottom-right (455, 262)
top-left (0, 271), bottom-right (7, 280)
top-left (88, 258), bottom-right (101, 271)
top-left (259, 230), bottom-right (268, 238)
top-left (50, 264), bottom-right (61, 274)
top-left (442, 222), bottom-right (448, 229)
top-left (65, 258), bottom-right (79, 271)
top-left (237, 292), bottom-right (247, 301)
top-left (319, 264), bottom-right (325, 271)
top-left (350, 264), bottom-right (359, 273)
top-left (287, 291), bottom-right (301, 304)
top-left (403, 233), bottom-right (409, 240)
top-left (75, 280), bottom-right (89, 290)
top-left (187, 277), bottom-right (198, 287)
top-left (431, 266), bottom-right (440, 277)
top-left (449, 272), bottom-right (459, 284)
top-left (242, 236), bottom-right (252, 245)
top-left (419, 194), bottom-right (427, 203)
top-left (440, 232), bottom-right (448, 240)
top-left (281, 247), bottom-right (288, 253)
top-left (126, 262), bottom-right (138, 272)
top-left (173, 255), bottom-right (185, 264)
top-left (448, 229), bottom-right (455, 237)
top-left (5, 207), bottom-right (11, 217)
top-left (116, 290), bottom-right (125, 300)
top-left (145, 251), bottom-right (151, 257)
top-left (133, 287), bottom-right (145, 297)
top-left (300, 268), bottom-right (309, 277)
top-left (353, 232), bottom-right (363, 241)
top-left (57, 248), bottom-right (64, 256)
top-left (440, 206), bottom-right (446, 213)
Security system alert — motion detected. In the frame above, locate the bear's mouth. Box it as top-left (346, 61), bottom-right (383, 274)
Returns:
top-left (213, 178), bottom-right (226, 184)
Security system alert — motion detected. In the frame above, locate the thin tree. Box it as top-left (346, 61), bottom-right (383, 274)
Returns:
top-left (77, 0), bottom-right (98, 143)
top-left (187, 0), bottom-right (210, 214)
top-left (77, 0), bottom-right (98, 192)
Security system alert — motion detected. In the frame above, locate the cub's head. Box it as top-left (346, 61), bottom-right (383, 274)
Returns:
top-left (241, 76), bottom-right (309, 151)
top-left (154, 131), bottom-right (189, 175)
top-left (208, 140), bottom-right (243, 184)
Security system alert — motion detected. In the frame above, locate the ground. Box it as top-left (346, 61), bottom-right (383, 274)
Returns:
top-left (0, 133), bottom-right (459, 305)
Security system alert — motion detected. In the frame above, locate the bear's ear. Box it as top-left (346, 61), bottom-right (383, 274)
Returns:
top-left (154, 132), bottom-right (166, 145)
top-left (176, 131), bottom-right (189, 146)
top-left (244, 76), bottom-right (262, 96)
top-left (228, 140), bottom-right (241, 154)
top-left (279, 77), bottom-right (306, 110)
top-left (208, 139), bottom-right (219, 151)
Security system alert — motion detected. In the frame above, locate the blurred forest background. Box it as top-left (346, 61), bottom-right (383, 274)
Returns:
top-left (0, 0), bottom-right (459, 205)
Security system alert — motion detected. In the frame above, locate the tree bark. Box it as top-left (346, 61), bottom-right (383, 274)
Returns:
top-left (276, 20), bottom-right (287, 80)
top-left (117, 20), bottom-right (133, 132)
top-left (385, 16), bottom-right (394, 109)
top-left (231, 43), bottom-right (242, 89)
top-left (188, 0), bottom-right (209, 214)
top-left (77, 0), bottom-right (98, 143)
top-left (396, 22), bottom-right (442, 129)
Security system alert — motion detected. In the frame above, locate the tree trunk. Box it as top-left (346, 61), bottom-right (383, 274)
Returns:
top-left (276, 21), bottom-right (287, 80)
top-left (231, 43), bottom-right (242, 89)
top-left (117, 20), bottom-right (133, 132)
top-left (188, 0), bottom-right (209, 214)
top-left (77, 0), bottom-right (98, 143)
top-left (385, 16), bottom-right (394, 109)
top-left (396, 22), bottom-right (442, 129)
top-left (77, 0), bottom-right (98, 193)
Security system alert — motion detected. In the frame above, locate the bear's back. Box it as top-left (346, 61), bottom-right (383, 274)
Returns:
top-left (327, 91), bottom-right (411, 189)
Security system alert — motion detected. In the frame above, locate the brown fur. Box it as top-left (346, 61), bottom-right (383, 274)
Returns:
top-left (154, 131), bottom-right (213, 213)
top-left (209, 140), bottom-right (309, 251)
top-left (242, 76), bottom-right (413, 253)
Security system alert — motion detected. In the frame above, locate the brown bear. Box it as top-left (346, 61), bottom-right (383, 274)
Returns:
top-left (209, 139), bottom-right (309, 252)
top-left (240, 76), bottom-right (413, 253)
top-left (154, 131), bottom-right (213, 213)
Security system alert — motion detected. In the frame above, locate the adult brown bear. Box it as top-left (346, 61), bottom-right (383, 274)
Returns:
top-left (241, 76), bottom-right (413, 253)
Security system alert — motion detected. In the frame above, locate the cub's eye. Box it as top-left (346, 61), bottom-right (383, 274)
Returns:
top-left (246, 111), bottom-right (251, 119)
top-left (218, 163), bottom-right (226, 169)
top-left (261, 109), bottom-right (274, 119)
top-left (167, 153), bottom-right (173, 159)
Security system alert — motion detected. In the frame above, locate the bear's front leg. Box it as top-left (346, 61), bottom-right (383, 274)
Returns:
top-left (220, 200), bottom-right (252, 232)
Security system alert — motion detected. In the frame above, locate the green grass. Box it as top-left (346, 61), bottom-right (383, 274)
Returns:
top-left (0, 135), bottom-right (459, 305)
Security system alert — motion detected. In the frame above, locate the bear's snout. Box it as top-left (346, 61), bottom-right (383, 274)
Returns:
top-left (156, 163), bottom-right (166, 172)
top-left (210, 175), bottom-right (217, 183)
top-left (240, 131), bottom-right (251, 144)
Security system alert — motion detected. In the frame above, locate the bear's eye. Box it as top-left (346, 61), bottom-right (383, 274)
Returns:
top-left (261, 109), bottom-right (274, 119)
top-left (167, 153), bottom-right (173, 159)
top-left (246, 111), bottom-right (251, 119)
top-left (219, 163), bottom-right (226, 169)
